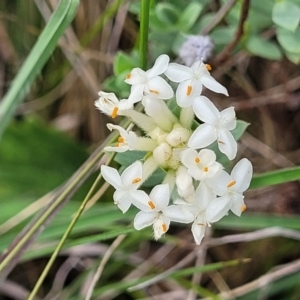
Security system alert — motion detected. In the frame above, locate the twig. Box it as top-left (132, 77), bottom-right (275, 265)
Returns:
top-left (84, 234), bottom-right (126, 300)
top-left (201, 0), bottom-right (237, 35)
top-left (205, 227), bottom-right (300, 247)
top-left (214, 0), bottom-right (250, 64)
top-left (202, 258), bottom-right (300, 300)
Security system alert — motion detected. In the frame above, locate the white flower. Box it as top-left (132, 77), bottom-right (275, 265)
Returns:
top-left (101, 161), bottom-right (150, 213)
top-left (181, 148), bottom-right (222, 181)
top-left (104, 124), bottom-right (137, 153)
top-left (185, 183), bottom-right (218, 244)
top-left (206, 158), bottom-right (253, 219)
top-left (164, 60), bottom-right (228, 107)
top-left (125, 54), bottom-right (174, 103)
top-left (134, 184), bottom-right (194, 240)
top-left (188, 96), bottom-right (237, 160)
top-left (175, 166), bottom-right (195, 202)
top-left (95, 91), bottom-right (132, 118)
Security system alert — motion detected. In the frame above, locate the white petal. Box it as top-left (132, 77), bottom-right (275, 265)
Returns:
top-left (220, 107), bottom-right (236, 130)
top-left (201, 75), bottom-right (228, 96)
top-left (114, 190), bottom-right (132, 213)
top-left (130, 190), bottom-right (152, 212)
top-left (104, 145), bottom-right (129, 153)
top-left (101, 165), bottom-right (123, 190)
top-left (191, 222), bottom-right (206, 245)
top-left (205, 195), bottom-right (231, 223)
top-left (164, 205), bottom-right (194, 223)
top-left (128, 84), bottom-right (144, 103)
top-left (198, 149), bottom-right (217, 165)
top-left (134, 211), bottom-right (157, 230)
top-left (231, 158), bottom-right (253, 192)
top-left (121, 161), bottom-right (143, 188)
top-left (188, 124), bottom-right (217, 149)
top-left (218, 129), bottom-right (237, 160)
top-left (195, 182), bottom-right (216, 209)
top-left (181, 148), bottom-right (198, 168)
top-left (125, 68), bottom-right (145, 85)
top-left (149, 183), bottom-right (170, 211)
top-left (147, 54), bottom-right (169, 78)
top-left (192, 96), bottom-right (220, 124)
top-left (176, 80), bottom-right (202, 107)
top-left (207, 170), bottom-right (230, 196)
top-left (146, 77), bottom-right (174, 99)
top-left (230, 194), bottom-right (245, 216)
top-left (164, 63), bottom-right (192, 82)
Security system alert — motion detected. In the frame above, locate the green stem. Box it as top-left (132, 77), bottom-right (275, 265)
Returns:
top-left (139, 0), bottom-right (150, 69)
top-left (27, 154), bottom-right (115, 300)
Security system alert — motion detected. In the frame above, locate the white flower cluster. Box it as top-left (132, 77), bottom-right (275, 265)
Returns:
top-left (95, 55), bottom-right (253, 245)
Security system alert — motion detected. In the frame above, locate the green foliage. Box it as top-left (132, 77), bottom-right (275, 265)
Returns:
top-left (0, 118), bottom-right (88, 200)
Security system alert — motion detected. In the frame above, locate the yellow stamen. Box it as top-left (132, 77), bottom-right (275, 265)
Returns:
top-left (148, 200), bottom-right (156, 210)
top-left (125, 73), bottom-right (131, 80)
top-left (111, 107), bottom-right (118, 118)
top-left (149, 89), bottom-right (159, 94)
top-left (203, 166), bottom-right (209, 172)
top-left (115, 137), bottom-right (124, 147)
top-left (217, 140), bottom-right (225, 144)
top-left (162, 223), bottom-right (167, 232)
top-left (186, 85), bottom-right (192, 96)
top-left (227, 180), bottom-right (236, 188)
top-left (205, 64), bottom-right (212, 71)
top-left (241, 204), bottom-right (247, 212)
top-left (132, 177), bottom-right (141, 184)
top-left (195, 157), bottom-right (200, 164)
top-left (197, 223), bottom-right (205, 226)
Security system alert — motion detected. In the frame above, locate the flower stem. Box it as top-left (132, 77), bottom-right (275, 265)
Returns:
top-left (139, 0), bottom-right (150, 69)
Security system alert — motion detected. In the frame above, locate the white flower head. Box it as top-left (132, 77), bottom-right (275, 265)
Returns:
top-left (186, 183), bottom-right (218, 245)
top-left (95, 91), bottom-right (132, 118)
top-left (188, 96), bottom-right (237, 160)
top-left (181, 148), bottom-right (223, 181)
top-left (164, 60), bottom-right (228, 107)
top-left (104, 124), bottom-right (137, 153)
top-left (125, 54), bottom-right (174, 103)
top-left (206, 158), bottom-right (253, 219)
top-left (101, 161), bottom-right (150, 213)
top-left (134, 183), bottom-right (194, 240)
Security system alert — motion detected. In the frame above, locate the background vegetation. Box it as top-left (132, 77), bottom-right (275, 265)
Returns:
top-left (0, 0), bottom-right (300, 299)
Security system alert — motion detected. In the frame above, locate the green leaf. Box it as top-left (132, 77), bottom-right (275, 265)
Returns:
top-left (284, 50), bottom-right (300, 64)
top-left (177, 2), bottom-right (203, 32)
top-left (250, 166), bottom-right (300, 189)
top-left (0, 0), bottom-right (80, 139)
top-left (0, 118), bottom-right (88, 201)
top-left (245, 35), bottom-right (282, 60)
top-left (272, 1), bottom-right (300, 32)
top-left (277, 27), bottom-right (300, 53)
top-left (155, 3), bottom-right (180, 25)
top-left (113, 52), bottom-right (139, 75)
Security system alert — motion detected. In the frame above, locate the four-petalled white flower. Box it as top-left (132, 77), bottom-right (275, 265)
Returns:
top-left (206, 158), bottom-right (253, 220)
top-left (188, 96), bottom-right (237, 160)
top-left (165, 60), bottom-right (228, 107)
top-left (125, 54), bottom-right (174, 103)
top-left (134, 183), bottom-right (194, 240)
top-left (101, 161), bottom-right (150, 213)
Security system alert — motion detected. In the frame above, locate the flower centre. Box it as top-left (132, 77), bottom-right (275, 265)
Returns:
top-left (116, 136), bottom-right (125, 147)
top-left (132, 177), bottom-right (141, 184)
top-left (149, 89), bottom-right (159, 94)
top-left (186, 85), bottom-right (193, 96)
top-left (205, 64), bottom-right (212, 71)
top-left (148, 200), bottom-right (156, 210)
top-left (203, 166), bottom-right (209, 172)
top-left (111, 107), bottom-right (118, 118)
top-left (195, 157), bottom-right (200, 164)
top-left (227, 180), bottom-right (236, 188)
